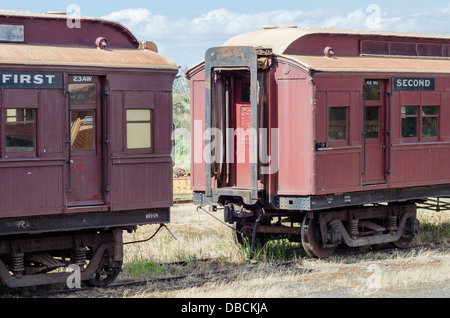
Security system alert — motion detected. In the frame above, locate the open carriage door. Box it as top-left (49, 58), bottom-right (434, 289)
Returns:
top-left (204, 47), bottom-right (261, 205)
top-left (65, 75), bottom-right (104, 207)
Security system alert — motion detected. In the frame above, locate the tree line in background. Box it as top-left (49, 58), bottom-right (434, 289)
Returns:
top-left (172, 67), bottom-right (191, 175)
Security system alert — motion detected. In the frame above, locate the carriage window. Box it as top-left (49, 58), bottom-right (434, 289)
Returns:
top-left (241, 82), bottom-right (251, 103)
top-left (365, 107), bottom-right (379, 139)
top-left (69, 83), bottom-right (96, 104)
top-left (364, 80), bottom-right (381, 101)
top-left (126, 109), bottom-right (152, 149)
top-left (328, 107), bottom-right (347, 142)
top-left (401, 106), bottom-right (418, 138)
top-left (422, 106), bottom-right (438, 138)
top-left (71, 111), bottom-right (94, 151)
top-left (5, 108), bottom-right (35, 152)
top-left (401, 105), bottom-right (439, 141)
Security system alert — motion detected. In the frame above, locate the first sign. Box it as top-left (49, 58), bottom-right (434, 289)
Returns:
top-left (0, 71), bottom-right (63, 89)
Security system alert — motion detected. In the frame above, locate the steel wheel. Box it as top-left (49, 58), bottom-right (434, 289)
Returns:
top-left (84, 262), bottom-right (122, 287)
top-left (233, 220), bottom-right (267, 247)
top-left (392, 216), bottom-right (419, 249)
top-left (83, 247), bottom-right (122, 287)
top-left (301, 215), bottom-right (335, 258)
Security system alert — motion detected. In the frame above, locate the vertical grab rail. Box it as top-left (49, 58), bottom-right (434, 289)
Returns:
top-left (386, 89), bottom-right (392, 175)
top-left (362, 91), bottom-right (367, 176)
top-left (104, 90), bottom-right (110, 193)
top-left (65, 90), bottom-right (72, 193)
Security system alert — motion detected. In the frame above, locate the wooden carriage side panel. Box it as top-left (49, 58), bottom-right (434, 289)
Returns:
top-left (275, 64), bottom-right (314, 195)
top-left (437, 79), bottom-right (450, 141)
top-left (39, 89), bottom-right (64, 156)
top-left (390, 78), bottom-right (450, 186)
top-left (0, 164), bottom-right (64, 217)
top-left (110, 90), bottom-right (124, 155)
top-left (154, 91), bottom-right (172, 155)
top-left (0, 88), bottom-right (65, 217)
top-left (111, 158), bottom-right (172, 210)
top-left (110, 88), bottom-right (172, 210)
top-left (189, 72), bottom-right (206, 191)
top-left (314, 87), bottom-right (361, 193)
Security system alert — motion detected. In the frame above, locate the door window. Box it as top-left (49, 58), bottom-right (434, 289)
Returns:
top-left (71, 110), bottom-right (94, 151)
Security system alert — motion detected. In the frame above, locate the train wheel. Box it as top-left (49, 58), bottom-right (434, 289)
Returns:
top-left (233, 220), bottom-right (267, 247)
top-left (83, 248), bottom-right (122, 287)
top-left (301, 215), bottom-right (335, 258)
top-left (84, 264), bottom-right (121, 287)
top-left (391, 216), bottom-right (419, 249)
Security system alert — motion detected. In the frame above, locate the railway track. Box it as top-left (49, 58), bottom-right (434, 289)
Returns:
top-left (1, 242), bottom-right (441, 298)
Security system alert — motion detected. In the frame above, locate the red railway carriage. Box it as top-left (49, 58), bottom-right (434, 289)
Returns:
top-left (187, 27), bottom-right (450, 258)
top-left (0, 11), bottom-right (177, 287)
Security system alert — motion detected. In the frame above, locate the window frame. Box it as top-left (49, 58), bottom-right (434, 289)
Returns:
top-left (327, 106), bottom-right (349, 147)
top-left (421, 105), bottom-right (439, 142)
top-left (401, 105), bottom-right (419, 142)
top-left (401, 104), bottom-right (439, 142)
top-left (125, 108), bottom-right (154, 154)
top-left (4, 107), bottom-right (37, 157)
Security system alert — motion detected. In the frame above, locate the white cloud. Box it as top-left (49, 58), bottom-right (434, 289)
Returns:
top-left (101, 5), bottom-right (450, 67)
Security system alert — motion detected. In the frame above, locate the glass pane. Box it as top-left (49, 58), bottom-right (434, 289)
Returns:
top-left (402, 117), bottom-right (417, 138)
top-left (422, 106), bottom-right (438, 116)
top-left (241, 82), bottom-right (250, 103)
top-left (401, 106), bottom-right (418, 116)
top-left (328, 107), bottom-right (347, 141)
top-left (422, 117), bottom-right (438, 137)
top-left (71, 111), bottom-right (94, 151)
top-left (127, 109), bottom-right (151, 122)
top-left (365, 107), bottom-right (379, 139)
top-left (127, 123), bottom-right (151, 149)
top-left (5, 108), bottom-right (35, 152)
top-left (6, 123), bottom-right (35, 152)
top-left (364, 80), bottom-right (381, 101)
top-left (69, 83), bottom-right (96, 104)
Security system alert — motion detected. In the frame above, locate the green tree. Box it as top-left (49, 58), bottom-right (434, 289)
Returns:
top-left (172, 67), bottom-right (191, 172)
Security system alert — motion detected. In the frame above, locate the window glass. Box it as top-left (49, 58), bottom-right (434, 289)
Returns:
top-left (364, 80), bottom-right (381, 101)
top-left (328, 107), bottom-right (347, 141)
top-left (126, 109), bottom-right (151, 149)
top-left (241, 82), bottom-right (250, 103)
top-left (422, 106), bottom-right (438, 138)
top-left (5, 108), bottom-right (35, 152)
top-left (69, 83), bottom-right (96, 104)
top-left (365, 107), bottom-right (379, 139)
top-left (71, 111), bottom-right (94, 150)
top-left (401, 106), bottom-right (418, 138)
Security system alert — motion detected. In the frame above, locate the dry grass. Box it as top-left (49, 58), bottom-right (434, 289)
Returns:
top-left (122, 203), bottom-right (450, 298)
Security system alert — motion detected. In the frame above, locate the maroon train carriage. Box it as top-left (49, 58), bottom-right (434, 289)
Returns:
top-left (187, 27), bottom-right (450, 258)
top-left (0, 11), bottom-right (177, 287)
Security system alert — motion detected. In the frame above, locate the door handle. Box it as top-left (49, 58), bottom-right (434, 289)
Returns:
top-left (380, 145), bottom-right (386, 149)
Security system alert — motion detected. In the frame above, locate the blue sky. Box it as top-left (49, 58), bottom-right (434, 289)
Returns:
top-left (2, 1), bottom-right (450, 68)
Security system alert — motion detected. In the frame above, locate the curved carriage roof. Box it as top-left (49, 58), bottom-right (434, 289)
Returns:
top-left (224, 27), bottom-right (450, 55)
top-left (0, 10), bottom-right (177, 70)
top-left (223, 27), bottom-right (450, 74)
